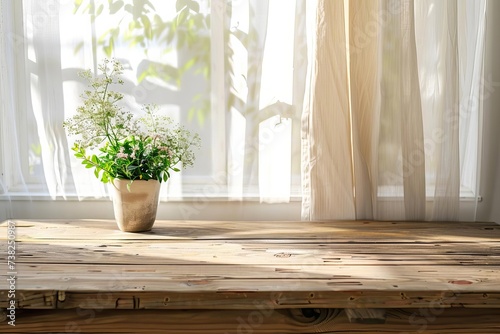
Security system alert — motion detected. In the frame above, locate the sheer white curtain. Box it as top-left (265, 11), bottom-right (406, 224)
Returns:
top-left (224, 0), bottom-right (306, 202)
top-left (302, 0), bottom-right (487, 221)
top-left (1, 0), bottom-right (108, 202)
top-left (0, 0), bottom-right (17, 218)
top-left (0, 0), bottom-right (306, 220)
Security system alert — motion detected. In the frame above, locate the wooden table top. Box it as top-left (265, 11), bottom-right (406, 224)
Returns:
top-left (1, 219), bottom-right (500, 310)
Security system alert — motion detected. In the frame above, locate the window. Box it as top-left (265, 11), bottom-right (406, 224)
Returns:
top-left (0, 0), bottom-right (305, 203)
top-left (376, 0), bottom-right (484, 201)
top-left (1, 0), bottom-right (487, 222)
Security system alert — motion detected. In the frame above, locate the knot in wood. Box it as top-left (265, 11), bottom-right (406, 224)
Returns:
top-left (274, 252), bottom-right (292, 258)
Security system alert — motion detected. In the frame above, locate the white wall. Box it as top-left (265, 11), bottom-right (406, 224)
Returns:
top-left (477, 0), bottom-right (500, 224)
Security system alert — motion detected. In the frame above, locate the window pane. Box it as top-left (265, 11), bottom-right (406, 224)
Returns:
top-left (7, 0), bottom-right (303, 200)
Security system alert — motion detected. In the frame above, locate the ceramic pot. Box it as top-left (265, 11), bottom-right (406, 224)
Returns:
top-left (111, 179), bottom-right (161, 232)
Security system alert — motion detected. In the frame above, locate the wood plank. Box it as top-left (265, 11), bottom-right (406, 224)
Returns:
top-left (2, 308), bottom-right (499, 333)
top-left (4, 290), bottom-right (500, 310)
top-left (2, 219), bottom-right (499, 242)
top-left (53, 290), bottom-right (500, 310)
top-left (6, 263), bottom-right (500, 286)
top-left (12, 239), bottom-right (500, 266)
top-left (4, 263), bottom-right (500, 291)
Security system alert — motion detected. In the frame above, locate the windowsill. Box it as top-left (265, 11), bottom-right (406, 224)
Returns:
top-left (1, 185), bottom-right (479, 202)
top-left (0, 193), bottom-right (303, 202)
top-left (0, 190), bottom-right (482, 222)
top-left (377, 185), bottom-right (481, 202)
top-left (0, 195), bottom-right (303, 221)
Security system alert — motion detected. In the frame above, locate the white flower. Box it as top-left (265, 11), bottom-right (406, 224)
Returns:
top-left (116, 152), bottom-right (128, 159)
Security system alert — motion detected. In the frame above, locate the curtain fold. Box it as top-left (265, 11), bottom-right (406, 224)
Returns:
top-left (349, 0), bottom-right (380, 220)
top-left (398, 0), bottom-right (426, 220)
top-left (0, 0), bottom-right (15, 218)
top-left (30, 0), bottom-right (75, 198)
top-left (418, 0), bottom-right (460, 220)
top-left (302, 0), bottom-right (355, 220)
top-left (302, 0), bottom-right (487, 221)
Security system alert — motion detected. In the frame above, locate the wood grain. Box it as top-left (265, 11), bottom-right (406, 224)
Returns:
top-left (2, 308), bottom-right (499, 333)
top-left (1, 219), bottom-right (500, 332)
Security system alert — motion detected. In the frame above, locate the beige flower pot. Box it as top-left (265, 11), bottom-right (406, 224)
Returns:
top-left (111, 179), bottom-right (161, 232)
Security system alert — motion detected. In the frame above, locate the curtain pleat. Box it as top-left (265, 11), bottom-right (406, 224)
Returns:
top-left (302, 0), bottom-right (355, 220)
top-left (349, 0), bottom-right (380, 220)
top-left (0, 0), bottom-right (17, 218)
top-left (398, 0), bottom-right (426, 220)
top-left (30, 0), bottom-right (75, 198)
top-left (428, 1), bottom-right (460, 220)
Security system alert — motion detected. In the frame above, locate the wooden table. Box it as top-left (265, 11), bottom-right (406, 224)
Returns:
top-left (1, 219), bottom-right (500, 333)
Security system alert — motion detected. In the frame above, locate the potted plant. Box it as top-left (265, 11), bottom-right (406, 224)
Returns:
top-left (63, 59), bottom-right (200, 232)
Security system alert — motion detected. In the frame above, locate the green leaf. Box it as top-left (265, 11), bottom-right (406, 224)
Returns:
top-left (144, 0), bottom-right (156, 12)
top-left (128, 20), bottom-right (138, 31)
top-left (137, 66), bottom-right (150, 83)
top-left (104, 38), bottom-right (114, 58)
top-left (181, 56), bottom-right (196, 73)
top-left (124, 4), bottom-right (133, 14)
top-left (102, 173), bottom-right (109, 183)
top-left (176, 7), bottom-right (189, 28)
top-left (197, 110), bottom-right (205, 126)
top-left (74, 41), bottom-right (84, 55)
top-left (73, 0), bottom-right (83, 14)
top-left (141, 15), bottom-right (152, 39)
top-left (176, 0), bottom-right (189, 12)
top-left (109, 0), bottom-right (124, 14)
top-left (166, 26), bottom-right (176, 44)
top-left (187, 107), bottom-right (195, 122)
top-left (138, 61), bottom-right (180, 86)
top-left (96, 3), bottom-right (104, 16)
top-left (172, 167), bottom-right (180, 172)
top-left (104, 45), bottom-right (111, 57)
top-left (189, 0), bottom-right (200, 13)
